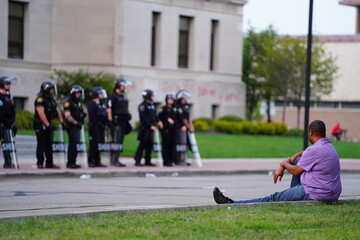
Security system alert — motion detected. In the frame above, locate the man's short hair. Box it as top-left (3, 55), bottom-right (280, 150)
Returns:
top-left (309, 120), bottom-right (326, 137)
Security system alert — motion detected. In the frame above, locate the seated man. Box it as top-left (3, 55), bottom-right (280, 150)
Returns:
top-left (213, 120), bottom-right (342, 204)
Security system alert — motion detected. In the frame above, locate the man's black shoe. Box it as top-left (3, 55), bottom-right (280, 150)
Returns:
top-left (213, 187), bottom-right (234, 204)
top-left (135, 162), bottom-right (144, 166)
top-left (112, 162), bottom-right (126, 167)
top-left (145, 162), bottom-right (156, 167)
top-left (88, 162), bottom-right (96, 168)
top-left (45, 164), bottom-right (60, 169)
top-left (67, 164), bottom-right (81, 169)
top-left (37, 164), bottom-right (44, 169)
top-left (95, 163), bottom-right (107, 168)
top-left (164, 163), bottom-right (173, 167)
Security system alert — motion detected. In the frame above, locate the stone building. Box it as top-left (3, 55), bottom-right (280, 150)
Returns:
top-left (0, 0), bottom-right (246, 122)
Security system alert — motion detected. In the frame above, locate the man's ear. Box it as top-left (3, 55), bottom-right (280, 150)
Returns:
top-left (308, 129), bottom-right (313, 137)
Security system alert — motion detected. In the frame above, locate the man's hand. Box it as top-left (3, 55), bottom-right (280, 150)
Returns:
top-left (273, 166), bottom-right (285, 184)
top-left (167, 118), bottom-right (174, 125)
top-left (150, 125), bottom-right (157, 131)
top-left (158, 121), bottom-right (164, 129)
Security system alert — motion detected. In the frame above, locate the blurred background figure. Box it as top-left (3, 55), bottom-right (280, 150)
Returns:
top-left (87, 86), bottom-right (108, 167)
top-left (107, 78), bottom-right (132, 167)
top-left (331, 122), bottom-right (347, 141)
top-left (134, 89), bottom-right (163, 166)
top-left (0, 76), bottom-right (17, 168)
top-left (63, 85), bottom-right (86, 169)
top-left (175, 89), bottom-right (194, 166)
top-left (158, 92), bottom-right (177, 167)
top-left (33, 81), bottom-right (63, 169)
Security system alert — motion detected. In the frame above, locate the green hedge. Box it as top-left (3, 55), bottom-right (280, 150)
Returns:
top-left (14, 110), bottom-right (34, 130)
top-left (192, 117), bottom-right (214, 127)
top-left (211, 120), bottom-right (289, 136)
top-left (218, 115), bottom-right (244, 122)
top-left (193, 120), bottom-right (210, 132)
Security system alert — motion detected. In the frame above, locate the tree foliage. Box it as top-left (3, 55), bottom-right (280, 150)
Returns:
top-left (242, 27), bottom-right (277, 121)
top-left (51, 69), bottom-right (115, 104)
top-left (242, 27), bottom-right (338, 125)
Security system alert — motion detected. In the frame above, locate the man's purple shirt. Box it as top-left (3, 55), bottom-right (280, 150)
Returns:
top-left (297, 138), bottom-right (342, 202)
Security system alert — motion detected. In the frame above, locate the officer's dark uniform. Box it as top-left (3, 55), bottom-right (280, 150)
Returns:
top-left (64, 94), bottom-right (85, 168)
top-left (134, 97), bottom-right (159, 166)
top-left (33, 91), bottom-right (59, 168)
top-left (0, 88), bottom-right (16, 168)
top-left (108, 91), bottom-right (131, 166)
top-left (88, 96), bottom-right (108, 167)
top-left (175, 97), bottom-right (191, 165)
top-left (158, 102), bottom-right (177, 166)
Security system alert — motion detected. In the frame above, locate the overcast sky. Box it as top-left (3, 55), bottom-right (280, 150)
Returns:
top-left (243, 0), bottom-right (357, 35)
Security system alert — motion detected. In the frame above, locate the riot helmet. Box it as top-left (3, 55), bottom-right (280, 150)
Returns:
top-left (142, 89), bottom-right (155, 100)
top-left (165, 92), bottom-right (176, 101)
top-left (40, 81), bottom-right (57, 96)
top-left (0, 76), bottom-right (16, 89)
top-left (115, 78), bottom-right (132, 89)
top-left (90, 86), bottom-right (107, 99)
top-left (70, 85), bottom-right (84, 99)
top-left (176, 89), bottom-right (190, 100)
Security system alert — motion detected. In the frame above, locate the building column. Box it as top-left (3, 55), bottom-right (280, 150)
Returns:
top-left (0, 0), bottom-right (9, 59)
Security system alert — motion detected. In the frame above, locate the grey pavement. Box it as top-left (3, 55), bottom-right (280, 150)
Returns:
top-left (0, 155), bottom-right (359, 221)
top-left (1, 173), bottom-right (359, 221)
top-left (1, 156), bottom-right (360, 179)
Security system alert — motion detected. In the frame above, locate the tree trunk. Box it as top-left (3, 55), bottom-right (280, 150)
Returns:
top-left (266, 99), bottom-right (272, 123)
top-left (297, 105), bottom-right (301, 128)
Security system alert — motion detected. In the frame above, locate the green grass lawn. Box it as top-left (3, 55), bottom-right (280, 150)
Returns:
top-left (17, 130), bottom-right (360, 158)
top-left (1, 202), bottom-right (359, 239)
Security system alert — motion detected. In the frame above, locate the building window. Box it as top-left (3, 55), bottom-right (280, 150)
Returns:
top-left (178, 16), bottom-right (192, 68)
top-left (210, 20), bottom-right (219, 71)
top-left (13, 97), bottom-right (26, 110)
top-left (212, 104), bottom-right (219, 119)
top-left (8, 1), bottom-right (25, 59)
top-left (151, 12), bottom-right (160, 66)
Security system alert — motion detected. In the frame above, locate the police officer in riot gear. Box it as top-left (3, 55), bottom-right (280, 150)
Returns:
top-left (175, 89), bottom-right (194, 166)
top-left (64, 85), bottom-right (86, 168)
top-left (33, 81), bottom-right (63, 169)
top-left (158, 92), bottom-right (177, 167)
top-left (0, 76), bottom-right (16, 168)
top-left (88, 86), bottom-right (108, 167)
top-left (107, 78), bottom-right (132, 167)
top-left (134, 89), bottom-right (163, 166)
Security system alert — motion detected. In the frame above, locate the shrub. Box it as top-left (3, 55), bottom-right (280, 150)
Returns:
top-left (241, 121), bottom-right (252, 134)
top-left (273, 122), bottom-right (288, 135)
top-left (14, 110), bottom-right (34, 130)
top-left (213, 120), bottom-right (233, 133)
top-left (257, 122), bottom-right (276, 135)
top-left (230, 122), bottom-right (243, 134)
top-left (287, 128), bottom-right (304, 137)
top-left (219, 115), bottom-right (243, 122)
top-left (192, 117), bottom-right (214, 127)
top-left (193, 120), bottom-right (210, 132)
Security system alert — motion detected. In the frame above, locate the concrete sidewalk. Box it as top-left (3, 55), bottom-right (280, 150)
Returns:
top-left (1, 156), bottom-right (359, 179)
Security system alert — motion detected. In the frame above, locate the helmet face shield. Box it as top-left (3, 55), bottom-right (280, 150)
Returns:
top-left (99, 89), bottom-right (107, 99)
top-left (70, 85), bottom-right (84, 99)
top-left (120, 79), bottom-right (132, 87)
top-left (3, 77), bottom-right (16, 85)
top-left (0, 76), bottom-right (17, 89)
top-left (176, 89), bottom-right (190, 100)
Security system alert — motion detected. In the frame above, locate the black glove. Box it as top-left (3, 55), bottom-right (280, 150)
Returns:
top-left (4, 122), bottom-right (12, 129)
top-left (46, 124), bottom-right (57, 131)
top-left (108, 121), bottom-right (115, 131)
top-left (61, 122), bottom-right (68, 131)
top-left (75, 122), bottom-right (83, 129)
